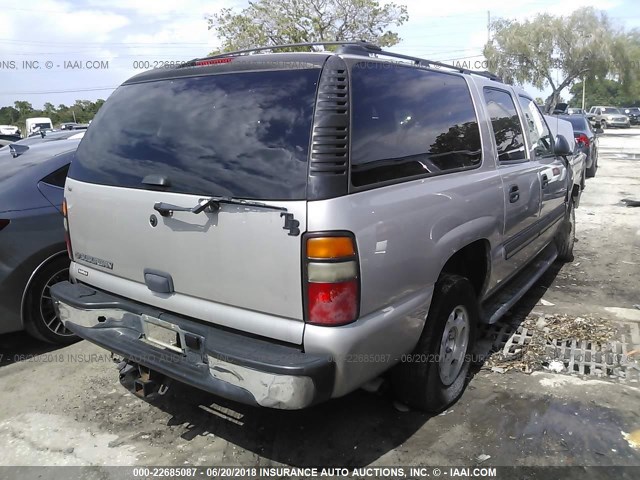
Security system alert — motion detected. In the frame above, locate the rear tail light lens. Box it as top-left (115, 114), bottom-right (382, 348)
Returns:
top-left (62, 198), bottom-right (73, 260)
top-left (304, 234), bottom-right (359, 326)
top-left (574, 133), bottom-right (590, 147)
top-left (0, 219), bottom-right (9, 231)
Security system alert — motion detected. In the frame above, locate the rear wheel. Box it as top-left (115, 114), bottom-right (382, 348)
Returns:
top-left (556, 201), bottom-right (575, 262)
top-left (24, 256), bottom-right (77, 345)
top-left (392, 274), bottom-right (477, 412)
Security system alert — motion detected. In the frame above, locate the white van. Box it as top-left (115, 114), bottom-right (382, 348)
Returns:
top-left (25, 117), bottom-right (53, 136)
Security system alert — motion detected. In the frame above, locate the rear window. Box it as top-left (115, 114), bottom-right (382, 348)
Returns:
top-left (350, 63), bottom-right (481, 187)
top-left (562, 116), bottom-right (588, 130)
top-left (69, 69), bottom-right (320, 200)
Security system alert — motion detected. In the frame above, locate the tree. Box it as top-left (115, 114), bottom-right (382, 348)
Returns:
top-left (569, 78), bottom-right (637, 108)
top-left (207, 0), bottom-right (409, 53)
top-left (0, 106), bottom-right (19, 124)
top-left (0, 99), bottom-right (106, 131)
top-left (14, 100), bottom-right (34, 117)
top-left (43, 102), bottom-right (56, 114)
top-left (483, 8), bottom-right (625, 112)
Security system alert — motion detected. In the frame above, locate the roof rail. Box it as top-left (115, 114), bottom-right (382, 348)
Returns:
top-left (188, 40), bottom-right (381, 63)
top-left (342, 45), bottom-right (503, 83)
top-left (185, 40), bottom-right (503, 83)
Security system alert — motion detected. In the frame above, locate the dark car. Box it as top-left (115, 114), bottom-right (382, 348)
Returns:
top-left (0, 140), bottom-right (80, 344)
top-left (3, 129), bottom-right (85, 147)
top-left (623, 107), bottom-right (640, 125)
top-left (0, 134), bottom-right (22, 149)
top-left (556, 114), bottom-right (601, 178)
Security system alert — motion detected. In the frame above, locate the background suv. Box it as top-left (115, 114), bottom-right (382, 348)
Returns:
top-left (588, 106), bottom-right (630, 129)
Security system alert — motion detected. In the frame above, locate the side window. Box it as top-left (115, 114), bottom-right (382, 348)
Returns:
top-left (41, 164), bottom-right (70, 188)
top-left (350, 63), bottom-right (482, 187)
top-left (517, 96), bottom-right (554, 157)
top-left (482, 88), bottom-right (526, 162)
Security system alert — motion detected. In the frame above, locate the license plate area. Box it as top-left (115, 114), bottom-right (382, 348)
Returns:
top-left (141, 314), bottom-right (185, 354)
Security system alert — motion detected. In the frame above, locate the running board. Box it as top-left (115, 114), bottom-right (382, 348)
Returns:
top-left (480, 243), bottom-right (558, 324)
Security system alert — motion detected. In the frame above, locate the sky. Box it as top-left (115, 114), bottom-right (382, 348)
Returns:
top-left (0, 0), bottom-right (639, 110)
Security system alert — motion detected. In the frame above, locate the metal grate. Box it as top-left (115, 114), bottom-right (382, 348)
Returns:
top-left (477, 319), bottom-right (640, 384)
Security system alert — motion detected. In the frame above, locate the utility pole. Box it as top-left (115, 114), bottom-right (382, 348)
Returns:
top-left (72, 109), bottom-right (77, 123)
top-left (581, 77), bottom-right (586, 111)
top-left (487, 10), bottom-right (491, 43)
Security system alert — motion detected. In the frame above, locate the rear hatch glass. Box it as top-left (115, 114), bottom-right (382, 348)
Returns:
top-left (69, 69), bottom-right (321, 199)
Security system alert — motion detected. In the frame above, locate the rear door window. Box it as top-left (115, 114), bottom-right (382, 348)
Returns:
top-left (69, 69), bottom-right (321, 200)
top-left (482, 88), bottom-right (527, 163)
top-left (350, 63), bottom-right (481, 187)
top-left (517, 96), bottom-right (554, 157)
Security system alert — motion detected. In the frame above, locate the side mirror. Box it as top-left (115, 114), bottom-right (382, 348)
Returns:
top-left (554, 135), bottom-right (572, 157)
top-left (594, 128), bottom-right (604, 135)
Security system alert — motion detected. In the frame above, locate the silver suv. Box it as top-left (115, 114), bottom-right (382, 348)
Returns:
top-left (588, 106), bottom-right (630, 129)
top-left (52, 42), bottom-right (578, 412)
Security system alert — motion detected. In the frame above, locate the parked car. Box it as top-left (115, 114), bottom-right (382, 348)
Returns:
top-left (0, 134), bottom-right (22, 149)
top-left (60, 123), bottom-right (90, 131)
top-left (553, 114), bottom-right (600, 178)
top-left (0, 140), bottom-right (80, 344)
top-left (25, 117), bottom-right (53, 137)
top-left (623, 107), bottom-right (640, 125)
top-left (0, 125), bottom-right (20, 135)
top-left (545, 115), bottom-right (587, 202)
top-left (52, 41), bottom-right (577, 412)
top-left (2, 129), bottom-right (85, 148)
top-left (587, 106), bottom-right (630, 129)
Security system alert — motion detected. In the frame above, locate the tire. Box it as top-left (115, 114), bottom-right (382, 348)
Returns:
top-left (24, 255), bottom-right (78, 345)
top-left (556, 201), bottom-right (575, 262)
top-left (392, 274), bottom-right (477, 413)
top-left (601, 120), bottom-right (607, 130)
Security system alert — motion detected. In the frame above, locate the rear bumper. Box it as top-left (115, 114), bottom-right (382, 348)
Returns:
top-left (50, 281), bottom-right (334, 409)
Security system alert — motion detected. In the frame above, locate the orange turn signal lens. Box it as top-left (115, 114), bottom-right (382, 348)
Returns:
top-left (307, 237), bottom-right (355, 259)
top-left (62, 198), bottom-right (68, 217)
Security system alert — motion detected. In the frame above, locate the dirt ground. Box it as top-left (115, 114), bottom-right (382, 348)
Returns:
top-left (0, 130), bottom-right (639, 471)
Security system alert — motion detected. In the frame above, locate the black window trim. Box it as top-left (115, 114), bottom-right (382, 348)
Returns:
top-left (40, 163), bottom-right (70, 189)
top-left (347, 60), bottom-right (483, 194)
top-left (483, 86), bottom-right (529, 166)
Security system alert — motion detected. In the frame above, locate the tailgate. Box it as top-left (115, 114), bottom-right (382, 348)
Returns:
top-left (64, 67), bottom-right (320, 343)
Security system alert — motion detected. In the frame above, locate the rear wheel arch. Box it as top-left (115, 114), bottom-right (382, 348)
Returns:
top-left (439, 239), bottom-right (491, 298)
top-left (20, 251), bottom-right (75, 344)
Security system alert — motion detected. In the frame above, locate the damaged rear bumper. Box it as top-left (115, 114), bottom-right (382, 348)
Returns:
top-left (50, 281), bottom-right (334, 409)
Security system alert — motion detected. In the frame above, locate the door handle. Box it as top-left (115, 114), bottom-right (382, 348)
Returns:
top-left (509, 185), bottom-right (520, 203)
top-left (541, 174), bottom-right (549, 189)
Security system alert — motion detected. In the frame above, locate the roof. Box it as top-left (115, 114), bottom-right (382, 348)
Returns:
top-left (122, 41), bottom-right (504, 86)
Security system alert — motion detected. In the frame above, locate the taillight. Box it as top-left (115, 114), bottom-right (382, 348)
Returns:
top-left (574, 133), bottom-right (590, 148)
top-left (62, 198), bottom-right (73, 260)
top-left (304, 234), bottom-right (359, 326)
top-left (0, 219), bottom-right (9, 231)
